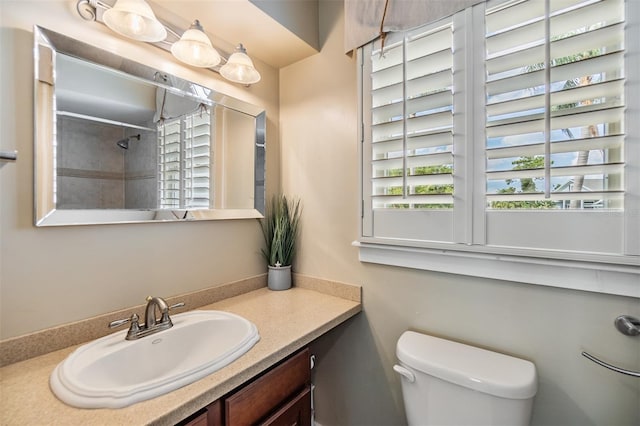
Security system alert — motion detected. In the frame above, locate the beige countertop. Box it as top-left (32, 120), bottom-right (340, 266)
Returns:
top-left (0, 283), bottom-right (361, 425)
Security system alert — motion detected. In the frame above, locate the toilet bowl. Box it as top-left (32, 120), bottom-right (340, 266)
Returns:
top-left (394, 331), bottom-right (537, 426)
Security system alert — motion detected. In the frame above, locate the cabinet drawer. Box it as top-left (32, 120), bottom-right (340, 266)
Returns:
top-left (262, 387), bottom-right (311, 426)
top-left (225, 348), bottom-right (310, 425)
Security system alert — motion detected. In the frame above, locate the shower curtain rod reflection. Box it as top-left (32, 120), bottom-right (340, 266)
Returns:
top-left (57, 111), bottom-right (155, 132)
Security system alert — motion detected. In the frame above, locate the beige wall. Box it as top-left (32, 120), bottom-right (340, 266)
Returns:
top-left (280, 1), bottom-right (640, 425)
top-left (0, 1), bottom-right (280, 338)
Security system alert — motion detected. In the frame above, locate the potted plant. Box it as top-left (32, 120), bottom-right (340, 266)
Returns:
top-left (261, 194), bottom-right (302, 290)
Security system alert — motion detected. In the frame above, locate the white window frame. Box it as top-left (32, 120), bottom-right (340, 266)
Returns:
top-left (357, 0), bottom-right (640, 298)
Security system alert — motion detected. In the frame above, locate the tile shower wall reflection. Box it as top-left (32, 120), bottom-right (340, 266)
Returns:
top-left (124, 129), bottom-right (156, 209)
top-left (56, 116), bottom-right (156, 209)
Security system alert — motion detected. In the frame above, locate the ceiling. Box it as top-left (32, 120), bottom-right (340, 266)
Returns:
top-left (151, 0), bottom-right (320, 69)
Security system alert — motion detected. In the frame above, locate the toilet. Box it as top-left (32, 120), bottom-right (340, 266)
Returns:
top-left (394, 331), bottom-right (537, 426)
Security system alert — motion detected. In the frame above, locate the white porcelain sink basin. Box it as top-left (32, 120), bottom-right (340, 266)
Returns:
top-left (50, 310), bottom-right (259, 408)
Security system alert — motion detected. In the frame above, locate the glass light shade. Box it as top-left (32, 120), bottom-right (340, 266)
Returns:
top-left (171, 20), bottom-right (221, 68)
top-left (103, 0), bottom-right (167, 42)
top-left (220, 44), bottom-right (261, 85)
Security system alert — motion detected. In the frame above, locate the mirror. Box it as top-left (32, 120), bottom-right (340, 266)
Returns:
top-left (33, 26), bottom-right (266, 226)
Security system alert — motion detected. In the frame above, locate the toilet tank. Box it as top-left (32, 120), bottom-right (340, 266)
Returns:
top-left (395, 331), bottom-right (537, 426)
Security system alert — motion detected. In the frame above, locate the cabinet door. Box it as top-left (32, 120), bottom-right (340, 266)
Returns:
top-left (261, 387), bottom-right (311, 426)
top-left (206, 400), bottom-right (223, 426)
top-left (181, 410), bottom-right (208, 426)
top-left (225, 348), bottom-right (310, 425)
top-left (177, 400), bottom-right (222, 426)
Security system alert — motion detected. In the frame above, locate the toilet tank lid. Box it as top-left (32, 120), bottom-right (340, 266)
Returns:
top-left (396, 331), bottom-right (537, 399)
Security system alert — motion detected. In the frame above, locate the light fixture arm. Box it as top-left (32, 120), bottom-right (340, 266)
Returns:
top-left (76, 0), bottom-right (107, 21)
top-left (74, 0), bottom-right (253, 82)
top-left (188, 20), bottom-right (205, 33)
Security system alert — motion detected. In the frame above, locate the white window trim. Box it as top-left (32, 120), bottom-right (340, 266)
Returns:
top-left (354, 239), bottom-right (639, 298)
top-left (357, 0), bottom-right (640, 297)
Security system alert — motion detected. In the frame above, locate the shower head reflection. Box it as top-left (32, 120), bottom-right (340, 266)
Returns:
top-left (116, 134), bottom-right (141, 150)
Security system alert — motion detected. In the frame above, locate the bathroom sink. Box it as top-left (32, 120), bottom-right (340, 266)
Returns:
top-left (50, 310), bottom-right (259, 408)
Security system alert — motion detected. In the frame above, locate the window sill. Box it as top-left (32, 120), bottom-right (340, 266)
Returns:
top-left (354, 239), bottom-right (640, 298)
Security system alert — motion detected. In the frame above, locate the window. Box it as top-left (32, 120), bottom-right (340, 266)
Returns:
top-left (362, 18), bottom-right (462, 244)
top-left (358, 0), bottom-right (639, 296)
top-left (370, 24), bottom-right (455, 211)
top-left (158, 108), bottom-right (212, 209)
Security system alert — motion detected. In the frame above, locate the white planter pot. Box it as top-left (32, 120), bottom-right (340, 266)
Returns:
top-left (267, 265), bottom-right (292, 291)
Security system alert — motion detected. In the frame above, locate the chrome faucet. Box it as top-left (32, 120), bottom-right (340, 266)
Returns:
top-left (145, 296), bottom-right (170, 328)
top-left (109, 296), bottom-right (185, 340)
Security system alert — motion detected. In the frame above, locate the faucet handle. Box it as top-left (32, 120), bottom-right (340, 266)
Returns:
top-left (160, 302), bottom-right (185, 324)
top-left (169, 302), bottom-right (185, 311)
top-left (108, 313), bottom-right (140, 330)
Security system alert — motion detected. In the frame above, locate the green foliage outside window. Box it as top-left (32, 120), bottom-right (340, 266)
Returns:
top-left (386, 164), bottom-right (454, 209)
top-left (490, 156), bottom-right (557, 209)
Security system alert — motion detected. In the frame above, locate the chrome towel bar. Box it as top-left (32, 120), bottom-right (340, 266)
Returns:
top-left (582, 352), bottom-right (640, 378)
top-left (582, 314), bottom-right (640, 378)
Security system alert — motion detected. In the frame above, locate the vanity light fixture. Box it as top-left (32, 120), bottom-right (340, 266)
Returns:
top-left (171, 20), bottom-right (221, 68)
top-left (220, 44), bottom-right (261, 85)
top-left (102, 0), bottom-right (167, 42)
top-left (75, 0), bottom-right (261, 85)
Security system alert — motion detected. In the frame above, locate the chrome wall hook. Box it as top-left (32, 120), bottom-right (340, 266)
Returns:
top-left (0, 151), bottom-right (17, 162)
top-left (614, 315), bottom-right (640, 337)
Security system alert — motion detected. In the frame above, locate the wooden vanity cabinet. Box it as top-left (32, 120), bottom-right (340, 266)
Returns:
top-left (179, 348), bottom-right (311, 426)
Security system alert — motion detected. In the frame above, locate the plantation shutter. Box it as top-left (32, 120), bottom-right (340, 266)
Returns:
top-left (483, 0), bottom-right (627, 253)
top-left (369, 25), bottom-right (454, 209)
top-left (158, 108), bottom-right (212, 209)
top-left (485, 0), bottom-right (625, 209)
top-left (362, 18), bottom-right (460, 242)
top-left (158, 119), bottom-right (181, 209)
top-left (183, 109), bottom-right (212, 208)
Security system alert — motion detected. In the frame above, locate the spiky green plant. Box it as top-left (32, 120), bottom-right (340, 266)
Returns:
top-left (261, 194), bottom-right (302, 267)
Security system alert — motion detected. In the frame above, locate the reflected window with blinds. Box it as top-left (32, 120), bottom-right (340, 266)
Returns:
top-left (158, 108), bottom-right (212, 209)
